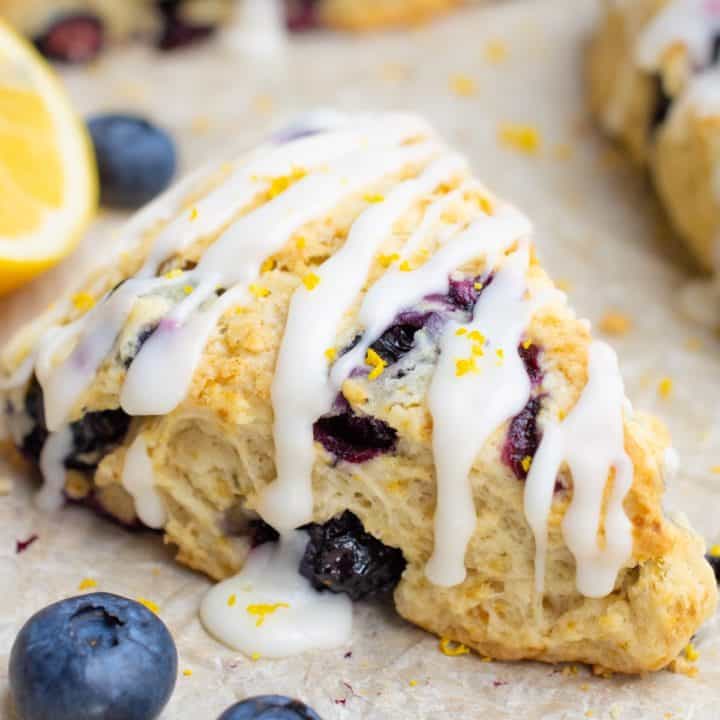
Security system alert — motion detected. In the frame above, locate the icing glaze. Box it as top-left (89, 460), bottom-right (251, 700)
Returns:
top-left (36, 426), bottom-right (73, 512)
top-left (200, 531), bottom-right (352, 657)
top-left (122, 434), bottom-right (166, 529)
top-left (524, 341), bottom-right (633, 597)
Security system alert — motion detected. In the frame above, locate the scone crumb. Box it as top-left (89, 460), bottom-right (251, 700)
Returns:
top-left (261, 258), bottom-right (277, 273)
top-left (481, 656), bottom-right (493, 663)
top-left (227, 594), bottom-right (237, 607)
top-left (561, 665), bottom-right (580, 677)
top-left (0, 474), bottom-right (12, 495)
top-left (72, 292), bottom-right (96, 312)
top-left (484, 40), bottom-right (508, 64)
top-left (366, 349), bottom-right (387, 380)
top-left (249, 284), bottom-right (271, 299)
top-left (246, 602), bottom-right (290, 627)
top-left (658, 377), bottom-right (673, 399)
top-left (182, 669), bottom-right (193, 677)
top-left (498, 123), bottom-right (541, 155)
top-left (137, 597), bottom-right (160, 614)
top-left (684, 337), bottom-right (702, 351)
top-left (439, 637), bottom-right (470, 656)
top-left (450, 74), bottom-right (477, 97)
top-left (325, 347), bottom-right (337, 363)
top-left (302, 272), bottom-right (321, 291)
top-left (599, 311), bottom-right (632, 336)
top-left (78, 578), bottom-right (97, 590)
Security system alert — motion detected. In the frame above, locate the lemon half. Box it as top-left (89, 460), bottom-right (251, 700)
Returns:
top-left (0, 19), bottom-right (97, 294)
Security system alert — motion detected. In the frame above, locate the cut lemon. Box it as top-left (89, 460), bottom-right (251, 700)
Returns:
top-left (0, 20), bottom-right (97, 294)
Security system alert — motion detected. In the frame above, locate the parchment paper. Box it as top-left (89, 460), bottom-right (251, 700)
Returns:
top-left (2, 1), bottom-right (720, 717)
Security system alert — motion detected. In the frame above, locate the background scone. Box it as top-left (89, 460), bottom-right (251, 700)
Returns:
top-left (588, 0), bottom-right (720, 272)
top-left (1, 112), bottom-right (716, 675)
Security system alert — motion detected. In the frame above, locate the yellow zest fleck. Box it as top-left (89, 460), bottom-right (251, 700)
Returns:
top-left (72, 292), bottom-right (95, 312)
top-left (708, 544), bottom-right (720, 558)
top-left (302, 272), bottom-right (320, 291)
top-left (455, 357), bottom-right (478, 377)
top-left (363, 192), bottom-right (385, 204)
top-left (658, 377), bottom-right (673, 399)
top-left (251, 652), bottom-right (262, 661)
top-left (478, 195), bottom-right (494, 215)
top-left (365, 348), bottom-right (387, 381)
top-left (685, 643), bottom-right (700, 662)
top-left (227, 594), bottom-right (237, 607)
top-left (246, 602), bottom-right (290, 627)
top-left (78, 577), bottom-right (97, 590)
top-left (182, 669), bottom-right (193, 677)
top-left (408, 679), bottom-right (418, 687)
top-left (324, 347), bottom-right (337, 363)
top-left (386, 480), bottom-right (405, 493)
top-left (189, 207), bottom-right (199, 221)
top-left (471, 343), bottom-right (484, 357)
top-left (261, 258), bottom-right (276, 273)
top-left (164, 268), bottom-right (183, 280)
top-left (484, 40), bottom-right (508, 63)
top-left (468, 330), bottom-right (485, 343)
top-left (249, 284), bottom-right (271, 299)
top-left (599, 311), bottom-right (632, 337)
top-left (474, 281), bottom-right (484, 291)
top-left (295, 236), bottom-right (307, 250)
top-left (183, 285), bottom-right (194, 295)
top-left (137, 598), bottom-right (159, 614)
top-left (450, 74), bottom-right (477, 97)
top-left (522, 338), bottom-right (532, 350)
top-left (498, 122), bottom-right (541, 155)
top-left (378, 252), bottom-right (399, 268)
top-left (521, 456), bottom-right (532, 473)
top-left (266, 167), bottom-right (307, 199)
top-left (495, 348), bottom-right (505, 362)
top-left (398, 260), bottom-right (413, 272)
top-left (233, 306), bottom-right (248, 316)
top-left (455, 327), bottom-right (467, 336)
top-left (439, 637), bottom-right (470, 656)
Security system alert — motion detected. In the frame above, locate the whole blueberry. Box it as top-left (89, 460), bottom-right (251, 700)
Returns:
top-left (87, 114), bottom-right (176, 209)
top-left (9, 593), bottom-right (177, 720)
top-left (218, 696), bottom-right (323, 720)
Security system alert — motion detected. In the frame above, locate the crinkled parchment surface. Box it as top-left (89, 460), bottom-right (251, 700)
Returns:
top-left (2, 1), bottom-right (720, 717)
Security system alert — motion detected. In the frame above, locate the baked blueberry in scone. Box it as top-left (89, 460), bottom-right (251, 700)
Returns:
top-left (1, 112), bottom-right (716, 673)
top-left (588, 0), bottom-right (720, 274)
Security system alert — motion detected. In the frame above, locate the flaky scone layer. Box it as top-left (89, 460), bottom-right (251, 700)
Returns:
top-left (2, 113), bottom-right (716, 674)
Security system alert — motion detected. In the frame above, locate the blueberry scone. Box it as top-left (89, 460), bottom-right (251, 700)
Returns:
top-left (588, 0), bottom-right (720, 272)
top-left (1, 112), bottom-right (716, 673)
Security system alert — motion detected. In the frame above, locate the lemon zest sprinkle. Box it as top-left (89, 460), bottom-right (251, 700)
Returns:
top-left (685, 643), bottom-right (700, 662)
top-left (266, 167), bottom-right (307, 199)
top-left (522, 338), bottom-right (533, 350)
top-left (455, 357), bottom-right (478, 377)
top-left (484, 40), bottom-right (508, 63)
top-left (251, 652), bottom-right (261, 661)
top-left (261, 258), bottom-right (276, 273)
top-left (450, 74), bottom-right (477, 97)
top-left (189, 207), bottom-right (199, 221)
top-left (183, 285), bottom-right (194, 295)
top-left (363, 192), bottom-right (384, 203)
top-left (478, 195), bottom-right (494, 215)
top-left (471, 343), bottom-right (484, 357)
top-left (78, 577), bottom-right (97, 590)
top-left (455, 327), bottom-right (467, 336)
top-left (468, 330), bottom-right (485, 343)
top-left (163, 268), bottom-right (183, 280)
top-left (365, 348), bottom-right (387, 380)
top-left (398, 260), bottom-right (413, 272)
top-left (249, 284), bottom-right (271, 299)
top-left (295, 236), bottom-right (307, 250)
top-left (439, 637), bottom-right (470, 656)
top-left (324, 347), bottom-right (337, 363)
top-left (137, 597), bottom-right (159, 614)
top-left (708, 544), bottom-right (720, 557)
top-left (227, 594), bottom-right (237, 607)
top-left (409, 679), bottom-right (418, 687)
top-left (498, 122), bottom-right (541, 155)
top-left (302, 272), bottom-right (320, 291)
top-left (72, 292), bottom-right (95, 312)
top-left (183, 669), bottom-right (193, 677)
top-left (521, 456), bottom-right (532, 473)
top-left (496, 348), bottom-right (505, 361)
top-left (658, 377), bottom-right (673, 399)
top-left (246, 602), bottom-right (290, 627)
top-left (378, 253), bottom-right (399, 268)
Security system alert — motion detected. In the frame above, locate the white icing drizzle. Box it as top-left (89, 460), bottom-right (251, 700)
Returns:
top-left (524, 341), bottom-right (633, 598)
top-left (200, 531), bottom-right (352, 657)
top-left (260, 154), bottom-right (466, 531)
top-left (121, 435), bottom-right (166, 529)
top-left (36, 426), bottom-right (73, 512)
top-left (425, 245), bottom-right (534, 586)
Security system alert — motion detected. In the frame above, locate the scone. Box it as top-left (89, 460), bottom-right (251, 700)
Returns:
top-left (588, 0), bottom-right (720, 272)
top-left (1, 112), bottom-right (716, 674)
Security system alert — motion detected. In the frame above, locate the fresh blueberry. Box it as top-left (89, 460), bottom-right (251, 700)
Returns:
top-left (650, 75), bottom-right (673, 131)
top-left (9, 593), bottom-right (177, 720)
top-left (502, 396), bottom-right (542, 481)
top-left (157, 0), bottom-right (216, 50)
top-left (300, 511), bottom-right (406, 600)
top-left (313, 397), bottom-right (397, 463)
top-left (518, 341), bottom-right (543, 387)
top-left (88, 114), bottom-right (176, 209)
top-left (218, 695), bottom-right (322, 720)
top-left (712, 34), bottom-right (720, 65)
top-left (284, 0), bottom-right (323, 32)
top-left (34, 13), bottom-right (104, 63)
top-left (707, 553), bottom-right (720, 583)
top-left (369, 318), bottom-right (427, 366)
